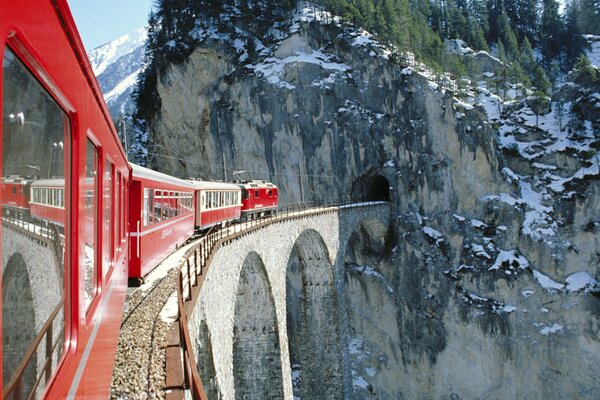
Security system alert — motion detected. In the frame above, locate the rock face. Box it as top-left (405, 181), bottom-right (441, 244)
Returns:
top-left (140, 5), bottom-right (600, 399)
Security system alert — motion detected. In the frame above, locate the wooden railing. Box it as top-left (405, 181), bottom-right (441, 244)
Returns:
top-left (165, 200), bottom-right (388, 399)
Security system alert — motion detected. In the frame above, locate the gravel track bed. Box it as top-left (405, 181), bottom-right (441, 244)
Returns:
top-left (110, 268), bottom-right (178, 399)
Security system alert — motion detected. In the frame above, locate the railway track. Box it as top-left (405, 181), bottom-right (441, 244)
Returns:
top-left (110, 240), bottom-right (201, 399)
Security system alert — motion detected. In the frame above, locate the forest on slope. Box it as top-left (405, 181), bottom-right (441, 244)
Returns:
top-left (128, 0), bottom-right (600, 166)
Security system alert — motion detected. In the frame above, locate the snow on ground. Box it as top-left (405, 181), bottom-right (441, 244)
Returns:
top-left (423, 226), bottom-right (444, 244)
top-left (532, 269), bottom-right (565, 292)
top-left (565, 272), bottom-right (599, 292)
top-left (585, 35), bottom-right (600, 67)
top-left (540, 323), bottom-right (563, 335)
top-left (250, 49), bottom-right (350, 90)
top-left (488, 249), bottom-right (529, 272)
top-left (137, 238), bottom-right (200, 292)
top-left (103, 69), bottom-right (143, 103)
top-left (347, 264), bottom-right (395, 294)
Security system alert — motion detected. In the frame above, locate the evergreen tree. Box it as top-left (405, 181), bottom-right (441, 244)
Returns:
top-left (575, 0), bottom-right (600, 34)
top-left (497, 10), bottom-right (519, 59)
top-left (520, 36), bottom-right (535, 70)
top-left (539, 0), bottom-right (562, 63)
top-left (531, 65), bottom-right (551, 93)
top-left (466, 18), bottom-right (489, 51)
top-left (572, 54), bottom-right (598, 83)
top-left (560, 1), bottom-right (589, 71)
top-left (485, 0), bottom-right (504, 43)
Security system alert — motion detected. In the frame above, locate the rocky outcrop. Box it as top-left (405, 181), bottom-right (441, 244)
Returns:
top-left (139, 4), bottom-right (600, 399)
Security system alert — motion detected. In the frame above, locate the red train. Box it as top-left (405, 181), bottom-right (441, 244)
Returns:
top-left (129, 164), bottom-right (195, 279)
top-left (1, 1), bottom-right (131, 398)
top-left (1, 1), bottom-right (279, 398)
top-left (127, 173), bottom-right (278, 281)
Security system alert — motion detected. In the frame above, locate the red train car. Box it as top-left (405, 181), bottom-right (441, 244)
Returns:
top-left (129, 164), bottom-right (195, 280)
top-left (29, 179), bottom-right (66, 227)
top-left (191, 180), bottom-right (242, 230)
top-left (1, 1), bottom-right (131, 399)
top-left (237, 180), bottom-right (278, 220)
top-left (1, 176), bottom-right (31, 217)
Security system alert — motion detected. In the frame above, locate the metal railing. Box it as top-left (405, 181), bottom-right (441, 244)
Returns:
top-left (166, 199), bottom-right (388, 399)
top-left (2, 300), bottom-right (64, 400)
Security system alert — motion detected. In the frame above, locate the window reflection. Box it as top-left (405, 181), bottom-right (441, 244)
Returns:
top-left (84, 140), bottom-right (98, 311)
top-left (2, 47), bottom-right (67, 399)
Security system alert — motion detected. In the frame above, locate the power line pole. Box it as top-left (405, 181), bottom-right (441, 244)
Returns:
top-left (298, 163), bottom-right (304, 203)
top-left (222, 152), bottom-right (227, 181)
top-left (121, 117), bottom-right (128, 158)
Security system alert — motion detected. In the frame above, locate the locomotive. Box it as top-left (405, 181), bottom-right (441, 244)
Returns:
top-left (128, 164), bottom-right (278, 280)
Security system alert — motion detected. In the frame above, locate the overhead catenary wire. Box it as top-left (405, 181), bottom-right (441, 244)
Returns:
top-left (145, 151), bottom-right (338, 180)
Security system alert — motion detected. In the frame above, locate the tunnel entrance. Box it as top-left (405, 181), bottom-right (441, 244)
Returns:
top-left (2, 253), bottom-right (37, 395)
top-left (351, 174), bottom-right (391, 202)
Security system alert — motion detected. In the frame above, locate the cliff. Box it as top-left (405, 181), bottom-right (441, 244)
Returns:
top-left (136, 3), bottom-right (600, 399)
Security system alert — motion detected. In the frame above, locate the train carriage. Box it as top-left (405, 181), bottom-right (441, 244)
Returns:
top-left (191, 180), bottom-right (242, 230)
top-left (29, 179), bottom-right (66, 227)
top-left (1, 176), bottom-right (31, 217)
top-left (1, 1), bottom-right (131, 398)
top-left (237, 180), bottom-right (278, 220)
top-left (128, 164), bottom-right (195, 280)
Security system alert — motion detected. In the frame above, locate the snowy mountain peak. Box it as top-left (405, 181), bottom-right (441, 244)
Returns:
top-left (87, 28), bottom-right (147, 118)
top-left (89, 27), bottom-right (147, 76)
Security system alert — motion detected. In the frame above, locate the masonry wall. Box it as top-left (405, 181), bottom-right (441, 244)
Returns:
top-left (187, 203), bottom-right (390, 400)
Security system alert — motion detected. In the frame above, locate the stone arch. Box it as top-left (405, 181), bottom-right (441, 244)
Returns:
top-left (343, 218), bottom-right (401, 399)
top-left (351, 174), bottom-right (391, 202)
top-left (196, 319), bottom-right (219, 399)
top-left (286, 229), bottom-right (343, 399)
top-left (232, 252), bottom-right (284, 399)
top-left (2, 253), bottom-right (37, 394)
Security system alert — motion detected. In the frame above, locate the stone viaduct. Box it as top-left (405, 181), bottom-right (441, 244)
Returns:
top-left (186, 202), bottom-right (391, 400)
top-left (1, 222), bottom-right (63, 397)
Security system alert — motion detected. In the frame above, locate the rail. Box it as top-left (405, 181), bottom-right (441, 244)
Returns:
top-left (2, 299), bottom-right (64, 400)
top-left (165, 199), bottom-right (389, 399)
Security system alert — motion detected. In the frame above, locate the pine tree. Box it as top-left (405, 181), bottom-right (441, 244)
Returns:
top-left (576, 0), bottom-right (600, 34)
top-left (467, 18), bottom-right (489, 51)
top-left (539, 0), bottom-right (562, 63)
top-left (560, 1), bottom-right (589, 71)
top-left (497, 10), bottom-right (519, 60)
top-left (531, 65), bottom-right (551, 93)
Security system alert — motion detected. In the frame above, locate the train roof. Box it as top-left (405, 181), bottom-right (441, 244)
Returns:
top-left (31, 178), bottom-right (66, 187)
top-left (188, 180), bottom-right (241, 191)
top-left (131, 163), bottom-right (195, 189)
top-left (235, 180), bottom-right (277, 190)
top-left (2, 176), bottom-right (31, 184)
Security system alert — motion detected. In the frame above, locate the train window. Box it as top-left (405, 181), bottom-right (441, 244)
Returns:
top-left (103, 160), bottom-right (113, 276)
top-left (84, 140), bottom-right (98, 312)
top-left (121, 175), bottom-right (126, 241)
top-left (2, 47), bottom-right (69, 398)
top-left (153, 189), bottom-right (161, 222)
top-left (255, 190), bottom-right (259, 198)
top-left (268, 190), bottom-right (272, 197)
top-left (143, 188), bottom-right (150, 226)
top-left (115, 172), bottom-right (121, 248)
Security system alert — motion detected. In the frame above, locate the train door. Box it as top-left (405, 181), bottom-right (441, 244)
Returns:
top-left (2, 46), bottom-right (69, 399)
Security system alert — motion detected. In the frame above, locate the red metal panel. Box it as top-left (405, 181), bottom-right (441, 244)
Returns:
top-left (198, 206), bottom-right (242, 229)
top-left (0, 1), bottom-right (132, 398)
top-left (128, 168), bottom-right (195, 279)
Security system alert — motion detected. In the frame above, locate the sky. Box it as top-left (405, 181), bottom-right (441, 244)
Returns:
top-left (67, 0), bottom-right (154, 51)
